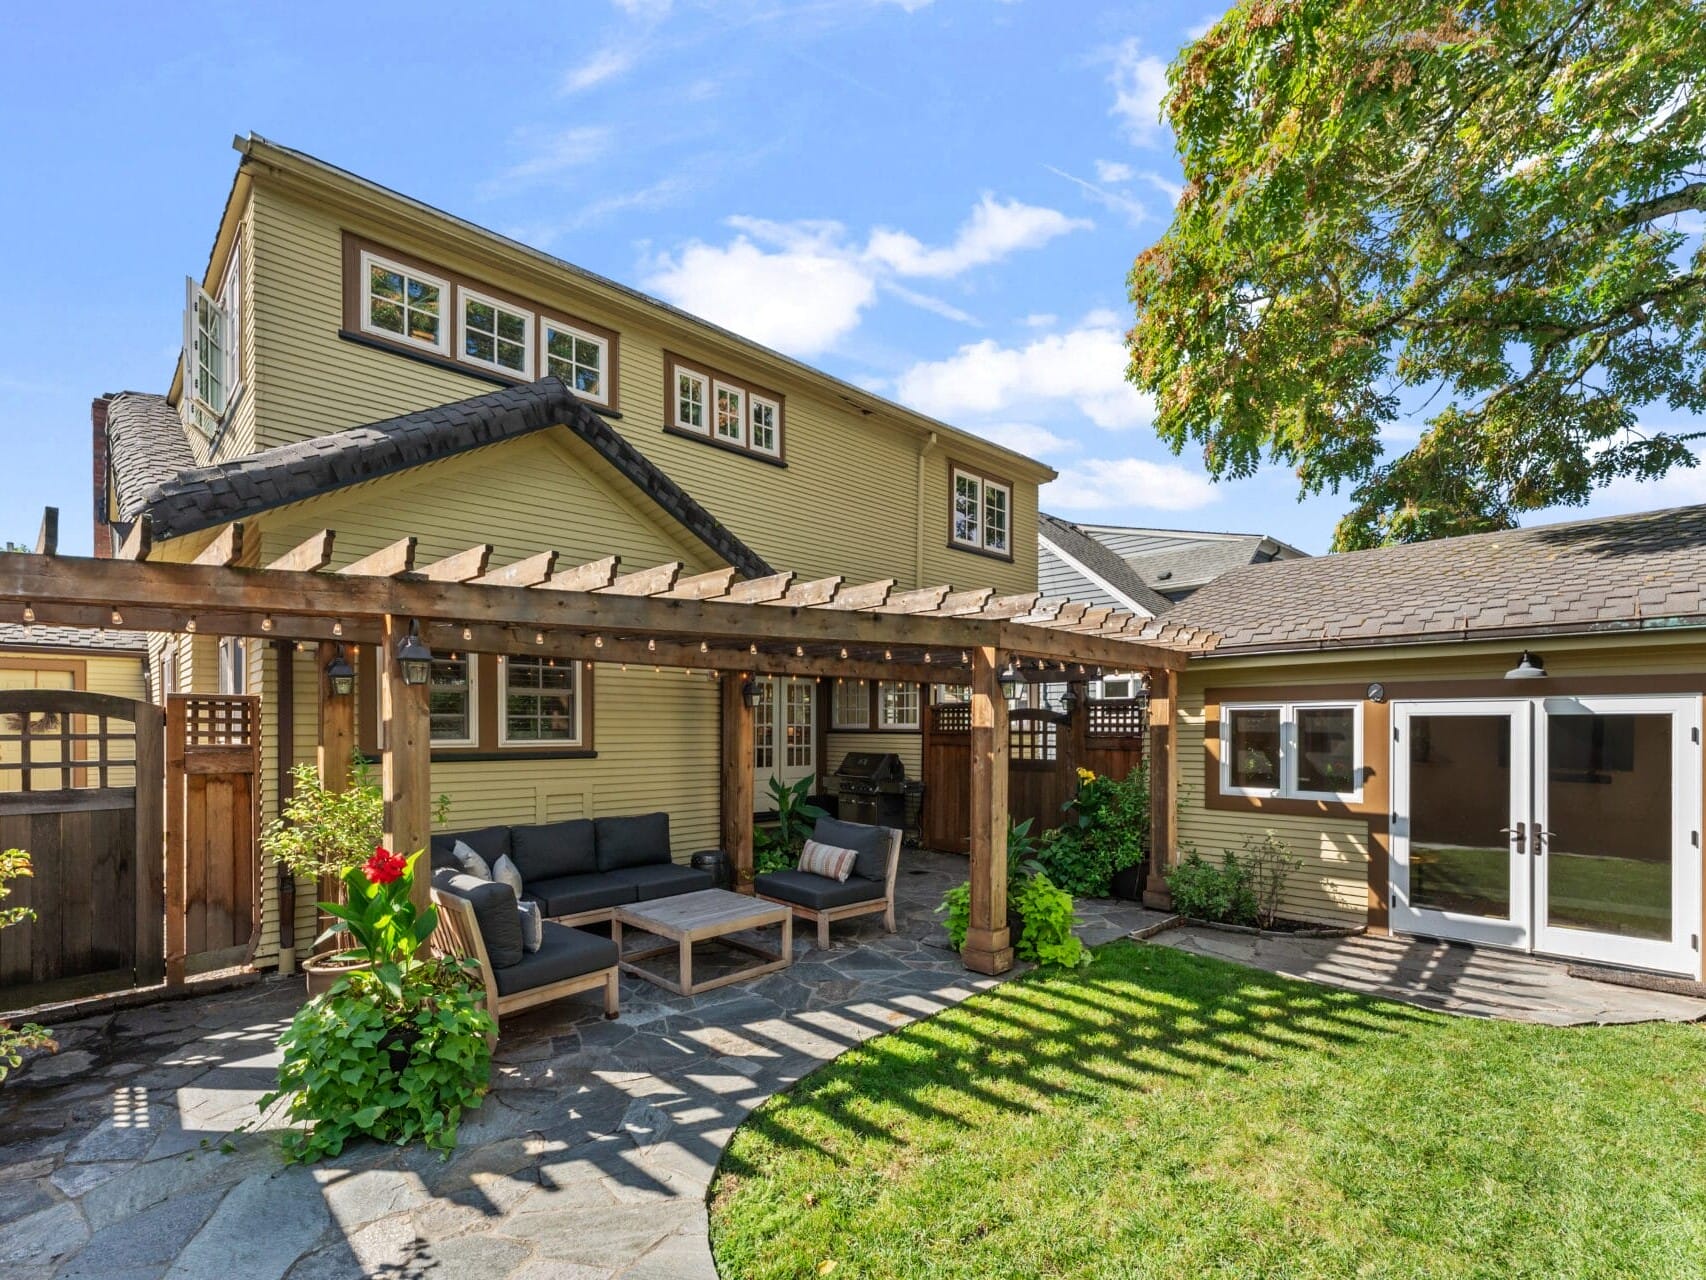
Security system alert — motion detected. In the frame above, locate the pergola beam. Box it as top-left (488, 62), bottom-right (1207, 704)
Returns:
top-left (339, 537), bottom-right (417, 578)
top-left (267, 530), bottom-right (336, 573)
top-left (418, 544), bottom-right (494, 583)
top-left (475, 550), bottom-right (558, 588)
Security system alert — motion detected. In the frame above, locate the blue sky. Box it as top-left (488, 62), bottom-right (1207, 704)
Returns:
top-left (2, 0), bottom-right (1700, 557)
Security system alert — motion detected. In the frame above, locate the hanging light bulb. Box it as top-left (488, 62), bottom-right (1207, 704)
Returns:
top-left (647, 638), bottom-right (657, 652)
top-left (699, 640), bottom-right (709, 654)
top-left (184, 617), bottom-right (197, 633)
top-left (924, 652), bottom-right (932, 664)
top-left (331, 620), bottom-right (343, 638)
top-left (22, 604), bottom-right (35, 623)
top-left (261, 616), bottom-right (274, 632)
top-left (535, 631), bottom-right (545, 645)
top-left (840, 647), bottom-right (848, 660)
top-left (110, 608), bottom-right (124, 626)
top-left (594, 634), bottom-right (605, 648)
top-left (884, 649), bottom-right (892, 661)
top-left (462, 625), bottom-right (473, 642)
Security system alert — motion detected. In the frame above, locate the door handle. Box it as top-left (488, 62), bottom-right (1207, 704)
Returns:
top-left (1499, 822), bottom-right (1526, 851)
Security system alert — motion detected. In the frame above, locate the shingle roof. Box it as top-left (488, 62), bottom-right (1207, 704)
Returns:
top-left (1037, 513), bottom-right (1173, 615)
top-left (1167, 503), bottom-right (1706, 654)
top-left (132, 377), bottom-right (773, 578)
top-left (0, 624), bottom-right (148, 654)
top-left (107, 392), bottom-right (197, 519)
top-left (1076, 524), bottom-right (1308, 597)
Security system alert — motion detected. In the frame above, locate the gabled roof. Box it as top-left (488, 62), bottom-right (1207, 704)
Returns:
top-left (130, 377), bottom-right (773, 578)
top-left (1077, 523), bottom-right (1309, 597)
top-left (1168, 503), bottom-right (1706, 655)
top-left (1037, 513), bottom-right (1172, 616)
top-left (0, 623), bottom-right (148, 654)
top-left (107, 392), bottom-right (198, 519)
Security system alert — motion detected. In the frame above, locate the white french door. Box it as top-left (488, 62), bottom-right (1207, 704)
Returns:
top-left (752, 677), bottom-right (816, 803)
top-left (1392, 695), bottom-right (1702, 976)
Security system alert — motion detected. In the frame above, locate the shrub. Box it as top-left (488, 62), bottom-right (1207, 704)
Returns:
top-left (936, 819), bottom-right (1087, 967)
top-left (1240, 830), bottom-right (1303, 929)
top-left (1035, 767), bottom-right (1150, 897)
top-left (1166, 848), bottom-right (1259, 926)
top-left (0, 849), bottom-right (52, 1081)
top-left (753, 776), bottom-right (828, 875)
top-left (262, 755), bottom-right (384, 884)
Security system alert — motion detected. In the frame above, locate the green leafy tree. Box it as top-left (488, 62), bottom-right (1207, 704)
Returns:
top-left (1128, 0), bottom-right (1706, 548)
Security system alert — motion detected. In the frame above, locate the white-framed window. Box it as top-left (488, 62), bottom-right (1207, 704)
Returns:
top-left (359, 249), bottom-right (450, 355)
top-left (217, 637), bottom-right (247, 696)
top-left (932, 684), bottom-right (970, 704)
top-left (951, 468), bottom-right (1013, 556)
top-left (183, 269), bottom-right (239, 439)
top-left (499, 656), bottom-right (582, 746)
top-left (750, 394), bottom-right (780, 456)
top-left (1220, 701), bottom-right (1362, 801)
top-left (1096, 674), bottom-right (1142, 700)
top-left (220, 245), bottom-right (243, 411)
top-left (542, 318), bottom-right (609, 405)
top-left (878, 681), bottom-right (920, 729)
top-left (160, 647), bottom-right (180, 700)
top-left (458, 288), bottom-right (533, 377)
top-left (832, 679), bottom-right (870, 729)
top-left (674, 366), bottom-right (709, 434)
top-left (714, 382), bottom-right (746, 446)
top-left (429, 654), bottom-right (477, 746)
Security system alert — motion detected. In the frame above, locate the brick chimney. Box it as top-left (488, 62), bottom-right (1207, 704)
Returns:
top-left (91, 395), bottom-right (112, 557)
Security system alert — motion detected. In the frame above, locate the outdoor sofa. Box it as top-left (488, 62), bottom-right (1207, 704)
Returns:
top-left (755, 816), bottom-right (902, 949)
top-left (430, 811), bottom-right (713, 926)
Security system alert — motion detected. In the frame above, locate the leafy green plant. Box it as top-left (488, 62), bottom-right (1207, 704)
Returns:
top-left (753, 775), bottom-right (829, 873)
top-left (937, 819), bottom-right (1086, 966)
top-left (1240, 830), bottom-right (1304, 930)
top-left (261, 958), bottom-right (494, 1161)
top-left (1035, 767), bottom-right (1150, 897)
top-left (1166, 848), bottom-right (1259, 926)
top-left (939, 882), bottom-right (971, 951)
top-left (318, 847), bottom-right (437, 967)
top-left (263, 754), bottom-right (383, 883)
top-left (0, 849), bottom-right (53, 1081)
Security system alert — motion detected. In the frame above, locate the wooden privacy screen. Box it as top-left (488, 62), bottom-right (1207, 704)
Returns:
top-left (165, 695), bottom-right (261, 982)
top-left (922, 697), bottom-right (1149, 854)
top-left (0, 689), bottom-right (164, 1009)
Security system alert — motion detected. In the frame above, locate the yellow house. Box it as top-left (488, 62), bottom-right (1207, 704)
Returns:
top-left (96, 135), bottom-right (1053, 969)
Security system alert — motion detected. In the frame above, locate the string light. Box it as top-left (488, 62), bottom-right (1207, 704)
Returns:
top-left (110, 609), bottom-right (124, 626)
top-left (840, 647), bottom-right (848, 660)
top-left (594, 634), bottom-right (604, 648)
top-left (795, 645), bottom-right (804, 657)
top-left (924, 652), bottom-right (932, 664)
top-left (331, 620), bottom-right (343, 637)
top-left (462, 625), bottom-right (473, 642)
top-left (535, 631), bottom-right (545, 645)
top-left (647, 638), bottom-right (657, 652)
top-left (21, 605), bottom-right (34, 623)
top-left (749, 643), bottom-right (757, 655)
top-left (699, 640), bottom-right (708, 654)
top-left (884, 649), bottom-right (892, 661)
top-left (261, 616), bottom-right (274, 632)
top-left (185, 617), bottom-right (197, 633)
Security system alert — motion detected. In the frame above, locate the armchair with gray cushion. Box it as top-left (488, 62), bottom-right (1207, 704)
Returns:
top-left (754, 816), bottom-right (902, 949)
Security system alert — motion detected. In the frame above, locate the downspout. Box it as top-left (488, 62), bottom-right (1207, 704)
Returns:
top-left (915, 431), bottom-right (938, 588)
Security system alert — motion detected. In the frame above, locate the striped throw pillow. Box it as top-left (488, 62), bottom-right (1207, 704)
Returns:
top-left (798, 839), bottom-right (858, 882)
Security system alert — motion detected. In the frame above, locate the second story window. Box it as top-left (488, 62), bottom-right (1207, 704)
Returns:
top-left (460, 289), bottom-right (532, 376)
top-left (675, 367), bottom-right (709, 433)
top-left (543, 319), bottom-right (608, 405)
top-left (714, 382), bottom-right (746, 446)
top-left (951, 467), bottom-right (1013, 558)
top-left (360, 250), bottom-right (450, 355)
top-left (667, 355), bottom-right (785, 462)
top-left (182, 250), bottom-right (241, 441)
top-left (750, 395), bottom-right (780, 456)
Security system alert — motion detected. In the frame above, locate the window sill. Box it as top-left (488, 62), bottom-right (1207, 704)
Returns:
top-left (336, 329), bottom-right (622, 418)
top-left (830, 724), bottom-right (922, 735)
top-left (431, 748), bottom-right (598, 762)
top-left (946, 540), bottom-right (1014, 564)
top-left (662, 424), bottom-right (787, 467)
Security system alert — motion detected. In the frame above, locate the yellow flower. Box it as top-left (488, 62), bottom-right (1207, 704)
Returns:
top-left (1076, 767), bottom-right (1097, 783)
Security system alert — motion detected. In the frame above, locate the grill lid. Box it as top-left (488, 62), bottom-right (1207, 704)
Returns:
top-left (834, 751), bottom-right (906, 782)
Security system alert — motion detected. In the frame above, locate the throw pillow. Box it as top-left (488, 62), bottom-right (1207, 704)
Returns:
top-left (451, 839), bottom-right (492, 882)
top-left (492, 853), bottom-right (525, 900)
top-left (798, 839), bottom-right (858, 882)
top-left (517, 900), bottom-right (543, 953)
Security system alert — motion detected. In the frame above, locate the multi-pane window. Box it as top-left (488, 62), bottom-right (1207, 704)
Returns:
top-left (675, 368), bottom-right (708, 434)
top-left (501, 656), bottom-right (581, 745)
top-left (361, 251), bottom-right (448, 353)
top-left (832, 679), bottom-right (870, 729)
top-left (750, 395), bottom-right (779, 456)
top-left (714, 383), bottom-right (746, 446)
top-left (951, 468), bottom-right (1012, 556)
top-left (753, 683), bottom-right (775, 772)
top-left (217, 638), bottom-right (246, 696)
top-left (878, 682), bottom-right (920, 729)
top-left (184, 258), bottom-right (242, 439)
top-left (543, 320), bottom-right (607, 404)
top-left (429, 655), bottom-right (475, 745)
top-left (1096, 674), bottom-right (1141, 700)
top-left (461, 290), bottom-right (531, 376)
top-left (785, 681), bottom-right (814, 768)
top-left (1221, 702), bottom-right (1361, 800)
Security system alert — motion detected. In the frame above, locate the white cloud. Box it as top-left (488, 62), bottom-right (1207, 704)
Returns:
top-left (1185, 15), bottom-right (1218, 40)
top-left (484, 126), bottom-right (614, 194)
top-left (1109, 38), bottom-right (1170, 144)
top-left (1044, 458), bottom-right (1218, 512)
top-left (561, 47), bottom-right (636, 94)
top-left (612, 0), bottom-right (670, 16)
top-left (1023, 313), bottom-right (1058, 329)
top-left (880, 280), bottom-right (981, 326)
top-left (864, 196), bottom-right (1090, 278)
top-left (1095, 159), bottom-right (1135, 184)
top-left (975, 422), bottom-right (1078, 456)
top-left (896, 320), bottom-right (1153, 430)
top-left (876, 0), bottom-right (935, 8)
top-left (1045, 165), bottom-right (1147, 226)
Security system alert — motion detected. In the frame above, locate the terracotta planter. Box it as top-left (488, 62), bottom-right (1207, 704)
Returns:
top-left (302, 953), bottom-right (371, 998)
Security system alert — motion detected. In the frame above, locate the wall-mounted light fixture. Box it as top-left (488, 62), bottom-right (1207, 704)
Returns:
top-left (395, 621), bottom-right (433, 687)
top-left (741, 677), bottom-right (761, 708)
top-left (999, 663), bottom-right (1025, 700)
top-left (325, 645), bottom-right (356, 698)
top-left (1504, 651), bottom-right (1546, 681)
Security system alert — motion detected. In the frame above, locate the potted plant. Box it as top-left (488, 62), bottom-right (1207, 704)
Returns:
top-left (262, 755), bottom-right (383, 995)
top-left (753, 775), bottom-right (828, 876)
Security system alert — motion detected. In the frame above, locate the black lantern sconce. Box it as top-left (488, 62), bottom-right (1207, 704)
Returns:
top-left (395, 621), bottom-right (433, 687)
top-left (741, 677), bottom-right (762, 708)
top-left (324, 645), bottom-right (356, 698)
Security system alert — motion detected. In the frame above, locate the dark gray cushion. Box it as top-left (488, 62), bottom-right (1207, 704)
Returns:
top-left (431, 825), bottom-right (512, 871)
top-left (756, 869), bottom-right (886, 910)
top-left (511, 819), bottom-right (596, 882)
top-left (601, 864), bottom-right (714, 902)
top-left (812, 817), bottom-right (891, 882)
top-left (492, 922), bottom-right (618, 997)
top-left (432, 868), bottom-right (524, 968)
top-left (524, 873), bottom-right (635, 918)
top-left (429, 846), bottom-right (464, 876)
top-left (595, 812), bottom-right (671, 871)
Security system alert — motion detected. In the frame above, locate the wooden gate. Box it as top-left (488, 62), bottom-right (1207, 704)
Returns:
top-left (0, 689), bottom-right (164, 1008)
top-left (922, 697), bottom-right (1148, 853)
top-left (165, 695), bottom-right (261, 982)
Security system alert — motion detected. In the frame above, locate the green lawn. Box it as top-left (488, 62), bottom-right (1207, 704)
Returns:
top-left (709, 943), bottom-right (1706, 1280)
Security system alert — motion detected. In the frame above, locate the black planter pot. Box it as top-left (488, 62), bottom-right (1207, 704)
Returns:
top-left (1109, 858), bottom-right (1148, 902)
top-left (385, 1023), bottom-right (423, 1077)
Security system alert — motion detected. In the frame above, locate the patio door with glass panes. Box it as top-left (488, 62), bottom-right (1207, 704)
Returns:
top-left (753, 677), bottom-right (816, 803)
top-left (1391, 695), bottom-right (1702, 976)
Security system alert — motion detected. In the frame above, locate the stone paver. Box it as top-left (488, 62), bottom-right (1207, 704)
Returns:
top-left (1152, 925), bottom-right (1706, 1025)
top-left (0, 853), bottom-right (1165, 1279)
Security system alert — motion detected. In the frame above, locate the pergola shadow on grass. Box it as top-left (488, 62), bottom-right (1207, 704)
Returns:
top-left (710, 941), bottom-right (1706, 1280)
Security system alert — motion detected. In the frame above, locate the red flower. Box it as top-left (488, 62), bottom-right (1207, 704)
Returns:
top-left (364, 846), bottom-right (406, 885)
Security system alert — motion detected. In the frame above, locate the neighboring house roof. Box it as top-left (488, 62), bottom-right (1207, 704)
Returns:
top-left (1169, 503), bottom-right (1706, 655)
top-left (1077, 524), bottom-right (1310, 599)
top-left (107, 391), bottom-right (198, 519)
top-left (0, 623), bottom-right (148, 654)
top-left (1037, 513), bottom-right (1172, 617)
top-left (130, 377), bottom-right (774, 578)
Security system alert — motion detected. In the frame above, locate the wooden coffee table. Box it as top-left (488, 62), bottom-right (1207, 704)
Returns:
top-left (611, 889), bottom-right (793, 996)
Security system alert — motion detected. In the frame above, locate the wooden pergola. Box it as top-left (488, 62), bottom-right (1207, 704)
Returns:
top-left (0, 521), bottom-right (1214, 975)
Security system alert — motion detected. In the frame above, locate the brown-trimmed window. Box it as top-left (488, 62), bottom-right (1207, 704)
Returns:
top-left (666, 354), bottom-right (784, 461)
top-left (500, 656), bottom-right (583, 747)
top-left (951, 465), bottom-right (1012, 558)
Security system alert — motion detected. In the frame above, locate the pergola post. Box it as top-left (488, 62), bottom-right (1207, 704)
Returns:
top-left (720, 672), bottom-right (755, 893)
top-left (1142, 666), bottom-right (1179, 910)
top-left (380, 614), bottom-right (433, 913)
top-left (963, 645), bottom-right (1013, 975)
top-left (315, 641), bottom-right (355, 942)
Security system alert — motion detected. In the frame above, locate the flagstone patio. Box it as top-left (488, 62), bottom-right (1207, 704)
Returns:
top-left (0, 853), bottom-right (1163, 1280)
